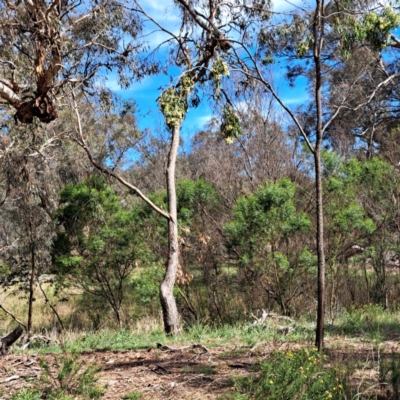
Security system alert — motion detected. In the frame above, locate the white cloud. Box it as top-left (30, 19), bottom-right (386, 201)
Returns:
top-left (281, 95), bottom-right (308, 105)
top-left (194, 114), bottom-right (213, 128)
top-left (273, 0), bottom-right (310, 12)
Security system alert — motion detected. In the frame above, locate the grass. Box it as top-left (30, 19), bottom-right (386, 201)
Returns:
top-left (222, 348), bottom-right (351, 400)
top-left (10, 354), bottom-right (104, 400)
top-left (122, 393), bottom-right (142, 400)
top-left (5, 305), bottom-right (400, 400)
top-left (19, 318), bottom-right (317, 355)
top-left (5, 297), bottom-right (400, 357)
top-left (326, 304), bottom-right (400, 342)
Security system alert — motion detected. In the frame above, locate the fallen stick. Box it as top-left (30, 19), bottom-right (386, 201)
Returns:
top-left (156, 343), bottom-right (209, 353)
top-left (2, 375), bottom-right (20, 383)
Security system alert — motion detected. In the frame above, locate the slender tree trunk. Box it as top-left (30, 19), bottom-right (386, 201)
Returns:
top-left (313, 0), bottom-right (326, 350)
top-left (27, 220), bottom-right (35, 336)
top-left (314, 147), bottom-right (325, 350)
top-left (160, 124), bottom-right (181, 335)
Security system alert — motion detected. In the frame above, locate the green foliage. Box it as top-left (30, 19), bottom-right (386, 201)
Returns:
top-left (177, 178), bottom-right (220, 226)
top-left (38, 355), bottom-right (104, 399)
top-left (210, 58), bottom-right (229, 94)
top-left (220, 106), bottom-right (242, 143)
top-left (0, 262), bottom-right (10, 278)
top-left (123, 393), bottom-right (142, 400)
top-left (324, 156), bottom-right (380, 250)
top-left (330, 304), bottom-right (400, 341)
top-left (229, 349), bottom-right (349, 399)
top-left (11, 356), bottom-right (104, 399)
top-left (224, 178), bottom-right (311, 314)
top-left (225, 178), bottom-right (310, 254)
top-left (131, 263), bottom-right (164, 304)
top-left (295, 37), bottom-right (311, 57)
top-left (11, 389), bottom-right (42, 400)
top-left (335, 6), bottom-right (400, 56)
top-left (53, 175), bottom-right (154, 325)
top-left (380, 352), bottom-right (400, 399)
top-left (158, 75), bottom-right (194, 130)
top-left (144, 178), bottom-right (220, 228)
top-left (55, 175), bottom-right (119, 235)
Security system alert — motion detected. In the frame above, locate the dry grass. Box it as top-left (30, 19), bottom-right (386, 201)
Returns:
top-left (0, 282), bottom-right (86, 334)
top-left (0, 280), bottom-right (165, 343)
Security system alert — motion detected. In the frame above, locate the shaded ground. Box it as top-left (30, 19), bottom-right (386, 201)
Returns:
top-left (1, 338), bottom-right (400, 399)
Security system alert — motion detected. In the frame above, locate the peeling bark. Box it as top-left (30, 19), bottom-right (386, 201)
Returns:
top-left (160, 124), bottom-right (181, 335)
top-left (0, 0), bottom-right (61, 124)
top-left (0, 81), bottom-right (21, 107)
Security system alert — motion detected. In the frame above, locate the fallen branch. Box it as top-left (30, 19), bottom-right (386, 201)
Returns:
top-left (251, 310), bottom-right (294, 326)
top-left (2, 375), bottom-right (20, 383)
top-left (156, 343), bottom-right (209, 353)
top-left (21, 334), bottom-right (59, 350)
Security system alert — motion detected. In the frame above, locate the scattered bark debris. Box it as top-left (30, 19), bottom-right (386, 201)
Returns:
top-left (0, 339), bottom-right (398, 399)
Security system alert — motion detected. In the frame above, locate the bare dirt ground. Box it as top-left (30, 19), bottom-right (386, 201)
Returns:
top-left (1, 338), bottom-right (400, 399)
top-left (0, 343), bottom-right (259, 399)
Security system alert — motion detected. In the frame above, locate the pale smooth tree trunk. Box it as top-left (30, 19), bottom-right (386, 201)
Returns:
top-left (160, 124), bottom-right (181, 335)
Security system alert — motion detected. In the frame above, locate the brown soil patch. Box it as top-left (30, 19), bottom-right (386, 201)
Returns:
top-left (0, 344), bottom-right (261, 399)
top-left (1, 339), bottom-right (399, 399)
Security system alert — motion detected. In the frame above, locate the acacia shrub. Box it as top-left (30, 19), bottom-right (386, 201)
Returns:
top-left (224, 178), bottom-right (313, 316)
top-left (52, 175), bottom-right (155, 328)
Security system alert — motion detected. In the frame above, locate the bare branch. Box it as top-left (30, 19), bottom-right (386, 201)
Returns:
top-left (0, 81), bottom-right (20, 108)
top-left (71, 96), bottom-right (171, 220)
top-left (0, 304), bottom-right (27, 331)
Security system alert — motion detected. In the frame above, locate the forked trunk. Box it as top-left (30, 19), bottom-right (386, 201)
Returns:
top-left (160, 124), bottom-right (181, 335)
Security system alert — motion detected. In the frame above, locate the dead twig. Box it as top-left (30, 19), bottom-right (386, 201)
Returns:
top-left (21, 334), bottom-right (59, 350)
top-left (156, 343), bottom-right (209, 354)
top-left (0, 304), bottom-right (27, 331)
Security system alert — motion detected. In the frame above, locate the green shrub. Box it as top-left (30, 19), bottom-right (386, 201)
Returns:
top-left (11, 389), bottom-right (42, 400)
top-left (229, 349), bottom-right (349, 399)
top-left (122, 392), bottom-right (142, 400)
top-left (38, 355), bottom-right (104, 399)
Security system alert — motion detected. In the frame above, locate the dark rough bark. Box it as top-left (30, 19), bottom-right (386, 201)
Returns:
top-left (1, 325), bottom-right (23, 355)
top-left (27, 221), bottom-right (35, 336)
top-left (14, 96), bottom-right (58, 124)
top-left (314, 148), bottom-right (325, 350)
top-left (313, 0), bottom-right (326, 351)
top-left (160, 124), bottom-right (181, 335)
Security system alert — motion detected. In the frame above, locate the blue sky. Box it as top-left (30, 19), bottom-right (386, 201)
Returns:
top-left (105, 0), bottom-right (400, 143)
top-left (104, 0), bottom-right (311, 140)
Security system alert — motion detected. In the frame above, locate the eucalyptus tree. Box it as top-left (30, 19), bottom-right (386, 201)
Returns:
top-left (0, 0), bottom-right (144, 124)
